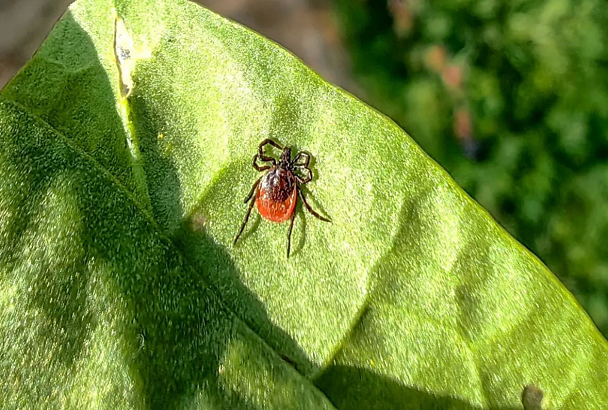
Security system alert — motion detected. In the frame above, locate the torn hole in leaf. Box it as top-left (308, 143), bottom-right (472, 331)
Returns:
top-left (114, 17), bottom-right (136, 97)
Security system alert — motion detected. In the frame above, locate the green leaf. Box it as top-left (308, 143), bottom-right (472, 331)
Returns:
top-left (1, 0), bottom-right (607, 408)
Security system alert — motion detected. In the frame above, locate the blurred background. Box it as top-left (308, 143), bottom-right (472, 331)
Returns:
top-left (2, 0), bottom-right (608, 336)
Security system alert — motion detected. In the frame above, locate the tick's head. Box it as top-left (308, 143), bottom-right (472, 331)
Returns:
top-left (280, 146), bottom-right (292, 167)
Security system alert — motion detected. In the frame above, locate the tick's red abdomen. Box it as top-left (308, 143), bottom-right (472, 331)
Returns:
top-left (256, 168), bottom-right (297, 222)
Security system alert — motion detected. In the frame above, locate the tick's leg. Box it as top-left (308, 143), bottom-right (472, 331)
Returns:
top-left (258, 138), bottom-right (283, 162)
top-left (234, 178), bottom-right (261, 245)
top-left (243, 176), bottom-right (262, 203)
top-left (292, 152), bottom-right (310, 168)
top-left (234, 198), bottom-right (256, 245)
top-left (295, 167), bottom-right (312, 184)
top-left (298, 186), bottom-right (331, 222)
top-left (287, 209), bottom-right (296, 258)
top-left (253, 154), bottom-right (273, 171)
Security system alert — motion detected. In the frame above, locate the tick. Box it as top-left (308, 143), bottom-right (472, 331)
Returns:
top-left (233, 138), bottom-right (331, 257)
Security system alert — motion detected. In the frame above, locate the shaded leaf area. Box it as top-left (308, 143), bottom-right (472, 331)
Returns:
top-left (0, 0), bottom-right (607, 409)
top-left (316, 366), bottom-right (523, 410)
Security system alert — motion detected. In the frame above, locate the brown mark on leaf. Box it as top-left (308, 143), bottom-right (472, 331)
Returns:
top-left (522, 384), bottom-right (546, 410)
top-left (190, 212), bottom-right (208, 233)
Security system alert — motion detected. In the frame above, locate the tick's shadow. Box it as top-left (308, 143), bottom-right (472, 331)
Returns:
top-left (237, 211), bottom-right (262, 243)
